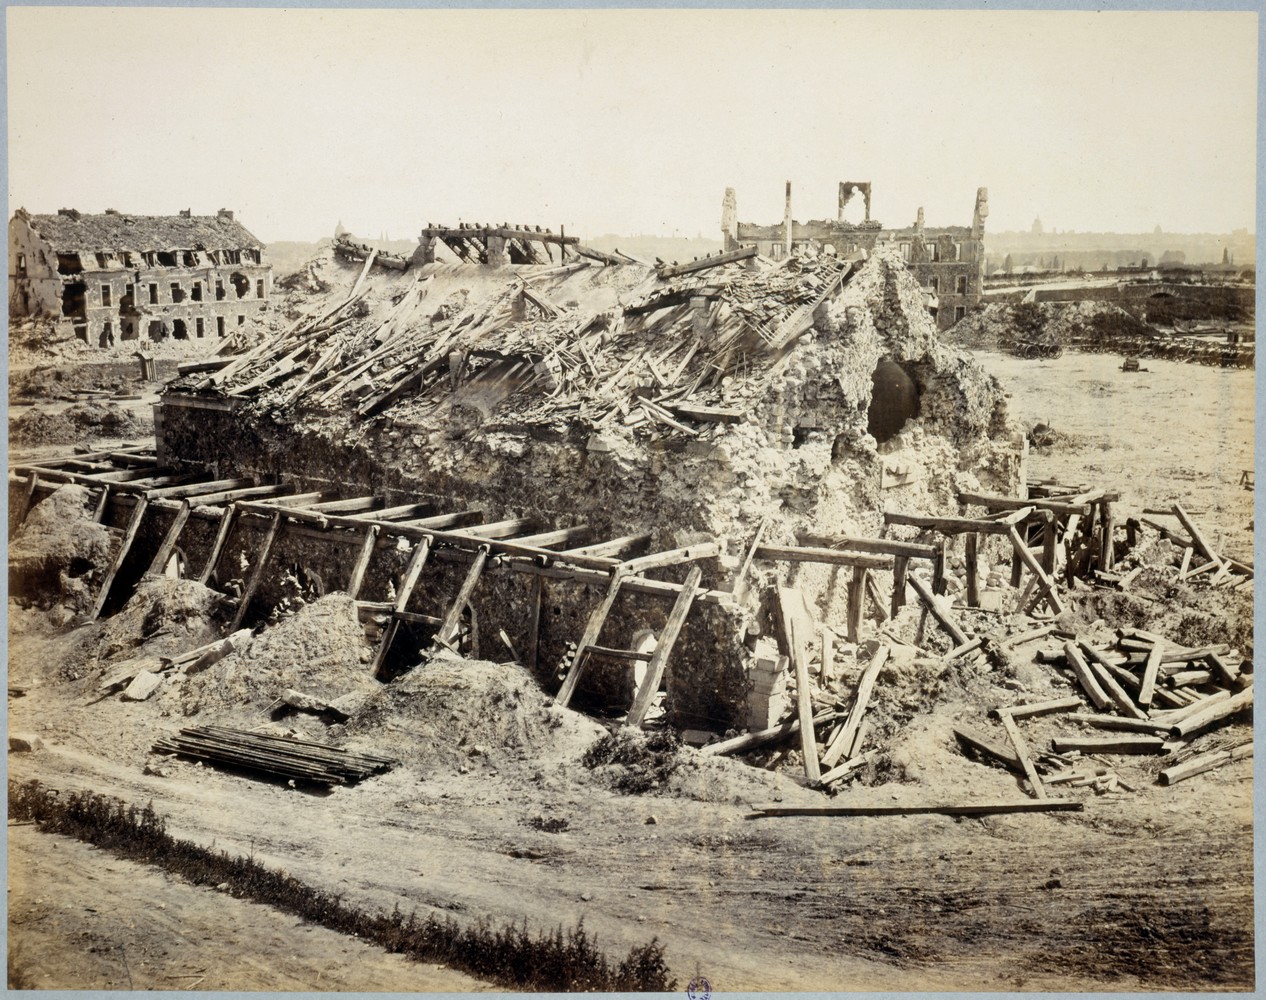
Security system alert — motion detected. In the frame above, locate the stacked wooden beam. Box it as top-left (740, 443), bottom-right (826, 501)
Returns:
top-left (152, 725), bottom-right (397, 786)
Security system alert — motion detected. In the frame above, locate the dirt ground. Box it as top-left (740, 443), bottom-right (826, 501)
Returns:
top-left (6, 349), bottom-right (1256, 992)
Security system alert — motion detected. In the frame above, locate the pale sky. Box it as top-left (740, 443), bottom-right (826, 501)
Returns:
top-left (6, 7), bottom-right (1258, 243)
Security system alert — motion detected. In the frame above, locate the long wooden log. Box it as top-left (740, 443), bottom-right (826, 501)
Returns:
top-left (1138, 640), bottom-right (1163, 707)
top-left (435, 548), bottom-right (491, 648)
top-left (1063, 641), bottom-right (1111, 711)
top-left (1172, 503), bottom-right (1225, 569)
top-left (988, 695), bottom-right (1082, 721)
top-left (90, 497), bottom-right (150, 620)
top-left (556, 570), bottom-right (626, 708)
top-left (998, 710), bottom-right (1046, 799)
top-left (1008, 525), bottom-right (1064, 615)
top-left (1081, 652), bottom-right (1147, 721)
top-left (700, 708), bottom-right (836, 757)
top-left (198, 502), bottom-right (239, 585)
top-left (627, 565), bottom-right (703, 726)
top-left (785, 598), bottom-right (821, 783)
top-left (749, 801), bottom-right (1084, 817)
top-left (1050, 736), bottom-right (1167, 754)
top-left (797, 533), bottom-right (939, 561)
top-left (907, 574), bottom-right (970, 646)
top-left (958, 492), bottom-right (1091, 517)
top-left (622, 541), bottom-right (720, 575)
top-left (1065, 714), bottom-right (1170, 734)
top-left (754, 544), bottom-right (892, 571)
top-left (370, 537), bottom-right (433, 678)
top-left (952, 723), bottom-right (1024, 774)
top-left (1169, 686), bottom-right (1253, 738)
top-left (145, 500), bottom-right (192, 578)
top-left (346, 524), bottom-right (381, 600)
top-left (1159, 742), bottom-right (1252, 785)
top-left (228, 509), bottom-right (284, 631)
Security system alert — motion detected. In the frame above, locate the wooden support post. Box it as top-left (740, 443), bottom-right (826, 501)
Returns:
top-left (1177, 546), bottom-right (1194, 579)
top-left (12, 472), bottom-right (39, 538)
top-left (1099, 501), bottom-right (1114, 572)
top-left (731, 517), bottom-right (769, 601)
top-left (1172, 503), bottom-right (1225, 570)
top-left (145, 500), bottom-right (192, 578)
top-left (1138, 640), bottom-right (1163, 708)
top-left (229, 509), bottom-right (284, 632)
top-left (90, 496), bottom-right (150, 620)
top-left (92, 484), bottom-right (112, 523)
top-left (998, 710), bottom-right (1046, 799)
top-left (1008, 526), bottom-right (1064, 615)
top-left (1125, 518), bottom-right (1138, 550)
top-left (370, 537), bottom-right (433, 678)
top-left (822, 645), bottom-right (888, 768)
top-left (787, 610), bottom-right (821, 784)
top-left (890, 556), bottom-right (909, 617)
top-left (556, 570), bottom-right (626, 708)
top-left (627, 565), bottom-right (703, 726)
top-left (846, 566), bottom-right (868, 644)
top-left (864, 573), bottom-right (889, 624)
top-left (524, 574), bottom-right (543, 672)
top-left (964, 532), bottom-right (980, 608)
top-left (199, 502), bottom-right (239, 585)
top-left (346, 523), bottom-right (381, 600)
top-left (435, 547), bottom-right (490, 647)
top-left (1042, 517), bottom-right (1058, 576)
top-left (932, 540), bottom-right (947, 596)
top-left (1010, 548), bottom-right (1023, 588)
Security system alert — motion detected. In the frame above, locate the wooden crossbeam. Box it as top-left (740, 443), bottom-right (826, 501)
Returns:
top-left (145, 500), bottom-right (192, 578)
top-left (958, 492), bottom-right (1091, 517)
top-left (92, 484), bottom-right (112, 523)
top-left (884, 509), bottom-right (1032, 536)
top-left (229, 510), bottom-right (285, 631)
top-left (180, 483), bottom-right (292, 507)
top-left (626, 566), bottom-right (703, 726)
top-left (798, 533), bottom-right (940, 561)
top-left (91, 497), bottom-right (150, 620)
top-left (754, 544), bottom-right (892, 571)
top-left (563, 533), bottom-right (652, 558)
top-left (394, 509), bottom-right (487, 529)
top-left (145, 477), bottom-right (251, 500)
top-left (556, 570), bottom-right (626, 708)
top-left (370, 537), bottom-right (433, 678)
top-left (361, 502), bottom-right (436, 522)
top-left (452, 517), bottom-right (537, 539)
top-left (623, 541), bottom-right (720, 576)
top-left (306, 496), bottom-right (381, 515)
top-left (505, 525), bottom-right (590, 549)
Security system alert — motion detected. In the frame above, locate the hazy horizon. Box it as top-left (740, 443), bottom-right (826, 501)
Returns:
top-left (7, 8), bottom-right (1257, 245)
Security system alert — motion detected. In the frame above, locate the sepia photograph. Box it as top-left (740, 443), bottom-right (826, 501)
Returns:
top-left (6, 5), bottom-right (1258, 993)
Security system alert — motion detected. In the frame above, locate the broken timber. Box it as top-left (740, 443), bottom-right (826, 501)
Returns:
top-left (626, 565), bottom-right (703, 726)
top-left (749, 801), bottom-right (1083, 818)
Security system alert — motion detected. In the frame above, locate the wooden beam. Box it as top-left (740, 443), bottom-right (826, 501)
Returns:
top-left (754, 544), bottom-right (892, 571)
top-left (964, 532), bottom-right (980, 607)
top-left (749, 801), bottom-right (1083, 818)
top-left (1138, 640), bottom-right (1163, 708)
top-left (370, 537), bottom-right (433, 678)
top-left (90, 496), bottom-right (150, 620)
top-left (623, 540), bottom-right (721, 576)
top-left (506, 525), bottom-right (590, 549)
top-left (1008, 525), bottom-right (1064, 615)
top-left (656, 244), bottom-right (757, 279)
top-left (455, 517), bottom-right (538, 539)
top-left (556, 570), bottom-right (626, 708)
top-left (1172, 503), bottom-right (1225, 570)
top-left (627, 565), bottom-right (703, 726)
top-left (524, 574), bottom-right (543, 672)
top-left (395, 509), bottom-right (487, 529)
top-left (181, 483), bottom-right (292, 507)
top-left (731, 517), bottom-right (770, 600)
top-left (822, 645), bottom-right (888, 768)
top-left (1159, 742), bottom-right (1252, 785)
top-left (199, 502), bottom-right (239, 585)
top-left (563, 532), bottom-right (652, 559)
top-left (306, 496), bottom-right (381, 514)
top-left (785, 602), bottom-right (821, 784)
top-left (435, 547), bottom-right (490, 647)
top-left (988, 695), bottom-right (1082, 720)
top-left (885, 510), bottom-right (1029, 536)
top-left (952, 723), bottom-right (1024, 774)
top-left (1169, 686), bottom-right (1253, 738)
top-left (92, 483), bottom-right (112, 523)
top-left (890, 556), bottom-right (909, 617)
top-left (1063, 641), bottom-right (1111, 711)
top-left (906, 573), bottom-right (971, 646)
top-left (798, 533), bottom-right (938, 561)
top-left (1050, 736), bottom-right (1166, 754)
top-left (846, 565), bottom-right (868, 643)
top-left (228, 509), bottom-right (284, 631)
top-left (145, 500), bottom-right (192, 578)
top-left (958, 492), bottom-right (1091, 517)
top-left (346, 523), bottom-right (381, 600)
top-left (13, 472), bottom-right (39, 537)
top-left (997, 710), bottom-right (1046, 799)
top-left (146, 477), bottom-right (253, 500)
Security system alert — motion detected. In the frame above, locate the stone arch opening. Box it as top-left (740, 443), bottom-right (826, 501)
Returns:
top-left (867, 358), bottom-right (920, 443)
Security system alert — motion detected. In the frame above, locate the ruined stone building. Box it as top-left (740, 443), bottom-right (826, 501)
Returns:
top-left (722, 182), bottom-right (988, 328)
top-left (8, 207), bottom-right (271, 347)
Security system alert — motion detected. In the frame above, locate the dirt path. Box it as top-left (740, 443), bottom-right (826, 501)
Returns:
top-left (7, 824), bottom-right (491, 992)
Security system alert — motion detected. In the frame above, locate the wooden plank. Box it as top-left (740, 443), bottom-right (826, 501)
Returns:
top-left (146, 477), bottom-right (252, 500)
top-left (556, 570), bottom-right (627, 708)
top-left (656, 245), bottom-right (757, 279)
top-left (1065, 714), bottom-right (1170, 734)
top-left (958, 492), bottom-right (1091, 517)
top-left (1008, 525), bottom-right (1064, 615)
top-left (507, 525), bottom-right (590, 549)
top-left (623, 541), bottom-right (720, 575)
top-left (1172, 503), bottom-right (1225, 569)
top-left (1159, 742), bottom-right (1252, 785)
top-left (1063, 641), bottom-right (1111, 711)
top-left (370, 537), bottom-right (433, 678)
top-left (90, 496), bottom-right (150, 620)
top-left (785, 599), bottom-right (821, 784)
top-left (435, 547), bottom-right (490, 647)
top-left (890, 556), bottom-right (909, 617)
top-left (1081, 650), bottom-right (1147, 721)
top-left (822, 645), bottom-right (888, 768)
top-left (749, 801), bottom-right (1083, 818)
top-left (563, 532), bottom-right (652, 559)
top-left (797, 534), bottom-right (939, 561)
top-left (182, 483), bottom-right (292, 507)
top-left (1169, 686), bottom-right (1253, 738)
top-left (396, 509), bottom-right (487, 530)
top-left (964, 532), bottom-right (980, 607)
top-left (456, 516), bottom-right (538, 539)
top-left (952, 723), bottom-right (1024, 774)
top-left (306, 496), bottom-right (381, 514)
top-left (846, 566), bottom-right (868, 644)
top-left (627, 565), bottom-right (703, 726)
top-left (228, 509), bottom-right (284, 631)
top-left (346, 523), bottom-right (381, 600)
top-left (145, 500), bottom-right (192, 578)
top-left (819, 750), bottom-right (877, 787)
top-left (906, 574), bottom-right (971, 646)
top-left (92, 483), bottom-right (112, 523)
top-left (1050, 736), bottom-right (1167, 754)
top-left (884, 510), bottom-right (1024, 536)
top-left (1177, 546), bottom-right (1194, 579)
top-left (701, 709), bottom-right (835, 757)
top-left (1138, 640), bottom-right (1164, 707)
top-left (524, 574), bottom-right (543, 672)
top-left (988, 695), bottom-right (1081, 721)
top-left (13, 472), bottom-right (39, 536)
top-left (730, 517), bottom-right (770, 600)
top-left (755, 544), bottom-right (892, 571)
top-left (998, 710), bottom-right (1046, 799)
top-left (198, 502), bottom-right (239, 585)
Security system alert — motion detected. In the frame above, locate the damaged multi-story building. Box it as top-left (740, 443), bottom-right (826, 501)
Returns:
top-left (722, 182), bottom-right (988, 329)
top-left (8, 207), bottom-right (271, 347)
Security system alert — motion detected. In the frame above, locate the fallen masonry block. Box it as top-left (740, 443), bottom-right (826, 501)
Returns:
top-left (8, 733), bottom-right (44, 753)
top-left (121, 670), bottom-right (163, 701)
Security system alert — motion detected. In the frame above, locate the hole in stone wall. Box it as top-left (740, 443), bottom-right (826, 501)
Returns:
top-left (172, 319), bottom-right (188, 340)
top-left (148, 320), bottom-right (168, 342)
top-left (231, 272), bottom-right (251, 299)
top-left (867, 358), bottom-right (920, 444)
top-left (61, 282), bottom-right (86, 319)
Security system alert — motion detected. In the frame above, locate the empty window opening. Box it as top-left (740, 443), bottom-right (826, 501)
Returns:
top-left (926, 241), bottom-right (939, 262)
top-left (148, 283), bottom-right (159, 304)
top-left (99, 322), bottom-right (114, 348)
top-left (237, 314), bottom-right (246, 326)
top-left (255, 279), bottom-right (265, 298)
top-left (61, 282), bottom-right (87, 319)
top-left (191, 281), bottom-right (203, 302)
top-left (156, 251), bottom-right (177, 267)
top-left (195, 317), bottom-right (205, 338)
top-left (929, 276), bottom-right (939, 293)
top-left (955, 306), bottom-right (966, 322)
top-left (956, 275), bottom-right (968, 295)
top-left (182, 251), bottom-right (198, 267)
top-left (73, 323), bottom-right (88, 344)
top-left (122, 321), bottom-right (137, 341)
top-left (867, 358), bottom-right (920, 444)
top-left (216, 316), bottom-right (226, 337)
top-left (230, 272), bottom-right (250, 298)
top-left (100, 284), bottom-right (112, 307)
top-left (16, 253), bottom-right (26, 275)
top-left (56, 253), bottom-right (83, 275)
top-left (215, 279), bottom-right (225, 301)
top-left (147, 320), bottom-right (168, 342)
top-left (170, 282), bottom-right (186, 303)
top-left (899, 243), bottom-right (912, 262)
top-left (142, 252), bottom-right (156, 267)
top-left (172, 319), bottom-right (189, 340)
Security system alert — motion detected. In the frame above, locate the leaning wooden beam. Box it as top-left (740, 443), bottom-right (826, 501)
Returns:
top-left (822, 645), bottom-right (888, 768)
top-left (1172, 503), bottom-right (1225, 570)
top-left (556, 569), bottom-right (627, 708)
top-left (1159, 741), bottom-right (1253, 785)
top-left (749, 801), bottom-right (1083, 818)
top-left (754, 544), bottom-right (893, 571)
top-left (13, 472), bottom-right (39, 537)
top-left (370, 537), bottom-right (433, 678)
top-left (395, 509), bottom-right (487, 530)
top-left (229, 509), bottom-right (285, 632)
top-left (890, 556), bottom-right (909, 617)
top-left (626, 565), bottom-right (703, 726)
top-left (656, 244), bottom-right (757, 279)
top-left (1065, 714), bottom-right (1170, 734)
top-left (1062, 641), bottom-right (1112, 711)
top-left (622, 540), bottom-right (721, 576)
top-left (435, 547), bottom-right (491, 647)
top-left (92, 484), bottom-right (112, 523)
top-left (1138, 641), bottom-right (1163, 707)
top-left (1008, 525), bottom-right (1064, 615)
top-left (952, 723), bottom-right (1024, 774)
top-left (145, 500), bottom-right (193, 578)
top-left (1168, 686), bottom-right (1253, 739)
top-left (785, 606), bottom-right (821, 784)
top-left (91, 496), bottom-right (150, 620)
top-left (906, 574), bottom-right (971, 646)
top-left (731, 517), bottom-right (770, 600)
top-left (997, 710), bottom-right (1046, 799)
top-left (701, 709), bottom-right (836, 757)
top-left (1079, 648), bottom-right (1147, 721)
top-left (346, 523), bottom-right (381, 600)
top-left (199, 502), bottom-right (240, 585)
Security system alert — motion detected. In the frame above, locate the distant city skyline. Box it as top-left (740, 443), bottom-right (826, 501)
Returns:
top-left (7, 8), bottom-right (1257, 244)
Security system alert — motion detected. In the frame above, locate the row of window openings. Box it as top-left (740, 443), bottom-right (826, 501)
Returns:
top-left (53, 248), bottom-right (262, 274)
top-left (100, 277), bottom-right (264, 306)
top-left (926, 276), bottom-right (970, 294)
top-left (901, 242), bottom-right (964, 262)
top-left (96, 314), bottom-right (245, 346)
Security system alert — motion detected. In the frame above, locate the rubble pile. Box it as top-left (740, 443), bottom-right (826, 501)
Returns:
top-left (8, 484), bottom-right (116, 617)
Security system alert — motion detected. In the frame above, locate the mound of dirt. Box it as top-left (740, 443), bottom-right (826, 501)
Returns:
top-left (10, 402), bottom-right (154, 447)
top-left (98, 578), bottom-right (227, 667)
top-left (9, 485), bottom-right (116, 617)
top-left (175, 593), bottom-right (378, 718)
top-left (344, 653), bottom-right (605, 771)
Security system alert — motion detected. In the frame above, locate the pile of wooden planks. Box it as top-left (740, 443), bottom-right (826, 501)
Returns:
top-left (152, 725), bottom-right (398, 787)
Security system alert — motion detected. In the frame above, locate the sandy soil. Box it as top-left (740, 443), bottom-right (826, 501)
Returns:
top-left (6, 349), bottom-right (1255, 992)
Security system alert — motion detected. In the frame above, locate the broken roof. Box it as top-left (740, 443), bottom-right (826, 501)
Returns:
top-left (18, 211), bottom-right (265, 254)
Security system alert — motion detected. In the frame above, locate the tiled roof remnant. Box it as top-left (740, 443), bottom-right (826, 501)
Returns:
top-left (23, 212), bottom-right (265, 253)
